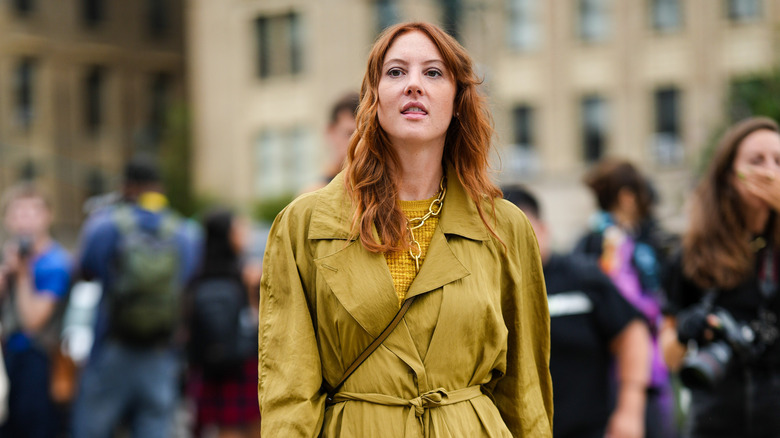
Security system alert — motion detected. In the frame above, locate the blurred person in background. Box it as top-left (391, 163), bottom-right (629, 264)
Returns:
top-left (575, 159), bottom-right (676, 437)
top-left (0, 183), bottom-right (71, 438)
top-left (186, 209), bottom-right (260, 438)
top-left (72, 156), bottom-right (200, 438)
top-left (258, 22), bottom-right (552, 437)
top-left (505, 186), bottom-right (650, 438)
top-left (302, 92), bottom-right (360, 193)
top-left (660, 117), bottom-right (780, 438)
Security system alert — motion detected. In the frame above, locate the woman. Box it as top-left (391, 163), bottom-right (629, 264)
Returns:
top-left (258, 22), bottom-right (553, 437)
top-left (660, 117), bottom-right (780, 438)
top-left (575, 159), bottom-right (676, 438)
top-left (187, 209), bottom-right (261, 438)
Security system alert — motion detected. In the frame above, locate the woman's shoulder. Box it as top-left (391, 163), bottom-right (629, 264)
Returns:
top-left (271, 190), bottom-right (320, 227)
top-left (270, 176), bottom-right (352, 239)
top-left (492, 197), bottom-right (534, 234)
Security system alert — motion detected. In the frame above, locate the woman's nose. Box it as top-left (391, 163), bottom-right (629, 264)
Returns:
top-left (404, 74), bottom-right (423, 96)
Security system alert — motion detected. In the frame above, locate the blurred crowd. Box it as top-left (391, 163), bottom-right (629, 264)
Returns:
top-left (0, 89), bottom-right (779, 438)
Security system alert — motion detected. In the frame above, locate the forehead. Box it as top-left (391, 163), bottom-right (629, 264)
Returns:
top-left (4, 195), bottom-right (47, 216)
top-left (383, 30), bottom-right (444, 64)
top-left (737, 129), bottom-right (780, 156)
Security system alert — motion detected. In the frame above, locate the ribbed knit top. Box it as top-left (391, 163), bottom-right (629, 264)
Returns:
top-left (384, 197), bottom-right (439, 304)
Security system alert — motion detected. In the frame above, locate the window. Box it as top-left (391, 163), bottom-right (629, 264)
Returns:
top-left (255, 127), bottom-right (313, 196)
top-left (581, 95), bottom-right (608, 162)
top-left (727, 0), bottom-right (762, 21)
top-left (376, 0), bottom-right (401, 34)
top-left (578, 0), bottom-right (610, 43)
top-left (507, 0), bottom-right (540, 50)
top-left (289, 127), bottom-right (313, 189)
top-left (148, 0), bottom-right (169, 37)
top-left (83, 0), bottom-right (104, 26)
top-left (439, 0), bottom-right (462, 40)
top-left (256, 130), bottom-right (282, 196)
top-left (513, 105), bottom-right (534, 149)
top-left (651, 0), bottom-right (682, 31)
top-left (13, 0), bottom-right (34, 16)
top-left (14, 58), bottom-right (35, 130)
top-left (148, 72), bottom-right (170, 144)
top-left (85, 66), bottom-right (104, 133)
top-left (255, 12), bottom-right (303, 79)
top-left (509, 104), bottom-right (540, 176)
top-left (653, 87), bottom-right (683, 165)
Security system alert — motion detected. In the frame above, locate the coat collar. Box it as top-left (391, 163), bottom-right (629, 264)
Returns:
top-left (308, 165), bottom-right (490, 242)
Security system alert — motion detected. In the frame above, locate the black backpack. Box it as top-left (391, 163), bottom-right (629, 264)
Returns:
top-left (188, 276), bottom-right (257, 376)
top-left (109, 206), bottom-right (181, 345)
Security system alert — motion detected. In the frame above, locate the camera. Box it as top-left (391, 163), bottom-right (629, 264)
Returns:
top-left (16, 235), bottom-right (34, 259)
top-left (680, 307), bottom-right (761, 389)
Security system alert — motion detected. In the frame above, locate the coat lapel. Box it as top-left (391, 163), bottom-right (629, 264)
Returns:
top-left (404, 227), bottom-right (470, 300)
top-left (307, 169), bottom-right (495, 379)
top-left (314, 242), bottom-right (399, 339)
top-left (405, 168), bottom-right (489, 299)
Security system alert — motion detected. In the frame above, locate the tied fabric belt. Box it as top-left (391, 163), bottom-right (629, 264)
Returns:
top-left (331, 386), bottom-right (483, 437)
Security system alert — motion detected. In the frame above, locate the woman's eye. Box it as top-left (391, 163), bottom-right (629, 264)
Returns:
top-left (425, 69), bottom-right (443, 78)
top-left (387, 68), bottom-right (403, 78)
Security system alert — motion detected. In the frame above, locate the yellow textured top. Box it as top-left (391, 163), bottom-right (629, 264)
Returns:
top-left (384, 197), bottom-right (440, 304)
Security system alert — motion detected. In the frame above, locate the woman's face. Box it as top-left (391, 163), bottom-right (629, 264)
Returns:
top-left (377, 30), bottom-right (456, 152)
top-left (731, 129), bottom-right (780, 210)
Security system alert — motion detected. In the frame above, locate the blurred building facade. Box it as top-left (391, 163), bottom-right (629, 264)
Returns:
top-left (190, 0), bottom-right (779, 243)
top-left (0, 0), bottom-right (185, 242)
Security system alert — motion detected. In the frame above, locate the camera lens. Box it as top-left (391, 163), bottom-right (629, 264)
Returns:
top-left (680, 341), bottom-right (732, 389)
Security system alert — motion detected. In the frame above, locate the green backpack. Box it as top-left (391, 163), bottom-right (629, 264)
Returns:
top-left (110, 206), bottom-right (181, 345)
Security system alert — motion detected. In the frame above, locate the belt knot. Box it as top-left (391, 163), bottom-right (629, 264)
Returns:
top-left (409, 388), bottom-right (448, 417)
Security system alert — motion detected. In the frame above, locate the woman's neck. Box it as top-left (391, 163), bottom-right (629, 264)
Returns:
top-left (746, 205), bottom-right (770, 235)
top-left (393, 143), bottom-right (445, 201)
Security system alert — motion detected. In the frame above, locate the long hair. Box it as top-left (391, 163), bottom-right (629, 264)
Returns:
top-left (198, 208), bottom-right (241, 278)
top-left (683, 116), bottom-right (780, 289)
top-left (344, 22), bottom-right (501, 253)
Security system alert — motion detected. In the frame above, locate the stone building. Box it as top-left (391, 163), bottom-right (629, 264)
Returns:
top-left (188, 0), bottom-right (779, 245)
top-left (0, 0), bottom-right (185, 241)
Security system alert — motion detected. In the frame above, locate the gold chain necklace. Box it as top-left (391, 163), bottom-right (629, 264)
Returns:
top-left (407, 176), bottom-right (446, 273)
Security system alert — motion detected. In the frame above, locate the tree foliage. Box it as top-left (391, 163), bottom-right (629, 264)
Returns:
top-left (698, 67), bottom-right (780, 176)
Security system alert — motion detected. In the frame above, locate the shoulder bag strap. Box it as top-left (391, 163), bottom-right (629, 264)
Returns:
top-left (325, 295), bottom-right (417, 403)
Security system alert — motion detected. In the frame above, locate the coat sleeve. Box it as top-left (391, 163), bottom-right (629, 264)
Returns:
top-left (258, 204), bottom-right (326, 437)
top-left (491, 209), bottom-right (553, 437)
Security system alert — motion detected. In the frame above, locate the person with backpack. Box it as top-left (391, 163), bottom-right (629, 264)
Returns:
top-left (71, 156), bottom-right (201, 438)
top-left (186, 209), bottom-right (260, 438)
top-left (0, 183), bottom-right (72, 438)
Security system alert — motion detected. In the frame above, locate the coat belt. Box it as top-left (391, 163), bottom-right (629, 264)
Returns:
top-left (330, 386), bottom-right (484, 437)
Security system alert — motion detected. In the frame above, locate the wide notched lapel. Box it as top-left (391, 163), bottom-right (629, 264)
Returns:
top-left (401, 169), bottom-right (490, 300)
top-left (404, 227), bottom-right (470, 300)
top-left (308, 173), bottom-right (413, 345)
top-left (314, 243), bottom-right (399, 339)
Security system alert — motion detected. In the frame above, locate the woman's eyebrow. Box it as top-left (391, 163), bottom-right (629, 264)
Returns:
top-left (383, 58), bottom-right (407, 68)
top-left (382, 58), bottom-right (445, 68)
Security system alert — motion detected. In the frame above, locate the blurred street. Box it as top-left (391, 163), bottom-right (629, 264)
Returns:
top-left (0, 0), bottom-right (779, 437)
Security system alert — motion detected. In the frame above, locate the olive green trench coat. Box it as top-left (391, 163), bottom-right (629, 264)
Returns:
top-left (258, 172), bottom-right (553, 437)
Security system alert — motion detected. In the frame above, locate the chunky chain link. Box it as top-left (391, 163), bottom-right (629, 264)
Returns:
top-left (407, 176), bottom-right (446, 272)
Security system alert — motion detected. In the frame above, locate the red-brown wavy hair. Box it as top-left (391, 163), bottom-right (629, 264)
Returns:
top-left (683, 116), bottom-right (780, 289)
top-left (344, 22), bottom-right (501, 253)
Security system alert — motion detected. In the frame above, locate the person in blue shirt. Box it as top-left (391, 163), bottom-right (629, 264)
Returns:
top-left (72, 156), bottom-right (200, 438)
top-left (0, 183), bottom-right (72, 438)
